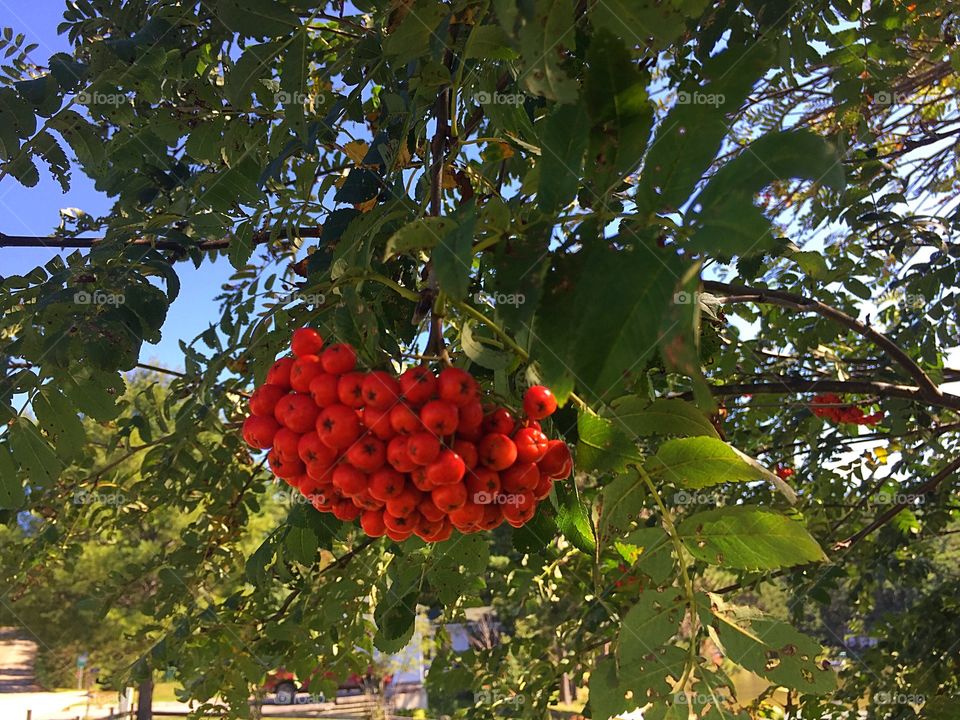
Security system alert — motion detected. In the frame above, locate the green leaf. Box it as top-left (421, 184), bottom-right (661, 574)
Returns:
top-left (62, 370), bottom-right (124, 422)
top-left (646, 436), bottom-right (761, 489)
top-left (0, 445), bottom-right (25, 509)
top-left (577, 411), bottom-right (643, 473)
top-left (8, 418), bottom-right (61, 486)
top-left (591, 0), bottom-right (710, 48)
top-left (589, 647), bottom-right (686, 719)
top-left (619, 526), bottom-right (675, 584)
top-left (714, 609), bottom-right (837, 694)
top-left (517, 0), bottom-right (578, 102)
top-left (790, 250), bottom-right (831, 280)
top-left (537, 102), bottom-right (589, 212)
top-left (600, 469), bottom-right (646, 537)
top-left (284, 525), bottom-right (318, 566)
top-left (383, 216), bottom-right (456, 260)
top-left (584, 31), bottom-right (653, 187)
top-left (678, 506), bottom-right (827, 570)
top-left (33, 385), bottom-right (86, 461)
top-left (618, 587), bottom-right (686, 665)
top-left (384, 0), bottom-right (446, 61)
top-left (432, 203), bottom-right (475, 301)
top-left (216, 0), bottom-right (298, 38)
top-left (607, 397), bottom-right (719, 439)
top-left (428, 534), bottom-right (489, 605)
top-left (535, 241), bottom-right (689, 402)
top-left (554, 483), bottom-right (595, 553)
top-left (225, 43), bottom-right (281, 107)
top-left (513, 503), bottom-right (560, 553)
top-left (464, 25), bottom-right (517, 59)
top-left (460, 320), bottom-right (512, 370)
top-left (185, 118), bottom-right (225, 163)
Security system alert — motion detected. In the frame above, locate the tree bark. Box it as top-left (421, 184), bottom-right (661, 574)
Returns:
top-left (136, 675), bottom-right (153, 720)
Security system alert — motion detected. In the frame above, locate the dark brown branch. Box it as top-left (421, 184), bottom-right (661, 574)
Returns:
top-left (833, 457), bottom-right (960, 551)
top-left (704, 378), bottom-right (960, 411)
top-left (704, 280), bottom-right (946, 402)
top-left (0, 227), bottom-right (321, 252)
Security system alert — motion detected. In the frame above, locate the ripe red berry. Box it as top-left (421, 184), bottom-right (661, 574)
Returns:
top-left (483, 407), bottom-right (516, 435)
top-left (437, 367), bottom-right (478, 407)
top-left (502, 462), bottom-right (540, 492)
top-left (362, 370), bottom-right (401, 409)
top-left (384, 509), bottom-right (421, 534)
top-left (242, 415), bottom-right (280, 449)
top-left (478, 433), bottom-right (518, 471)
top-left (337, 372), bottom-right (367, 409)
top-left (458, 400), bottom-right (484, 432)
top-left (448, 500), bottom-right (484, 531)
top-left (361, 406), bottom-right (395, 440)
top-left (298, 431), bottom-right (338, 465)
top-left (351, 488), bottom-right (383, 511)
top-left (316, 404), bottom-right (362, 449)
top-left (346, 436), bottom-right (387, 472)
top-left (422, 519), bottom-right (453, 542)
top-left (532, 474), bottom-right (554, 500)
top-left (274, 393), bottom-right (320, 434)
top-left (291, 328), bottom-right (324, 358)
top-left (425, 449), bottom-right (467, 486)
top-left (398, 365), bottom-right (437, 407)
top-left (386, 487), bottom-right (422, 518)
top-left (386, 435), bottom-right (418, 473)
top-left (478, 504), bottom-right (504, 531)
top-left (420, 400), bottom-right (459, 436)
top-left (266, 357), bottom-right (296, 388)
top-left (452, 439), bottom-right (478, 469)
top-left (305, 461), bottom-right (335, 484)
top-left (308, 373), bottom-right (339, 407)
top-left (410, 465), bottom-right (434, 492)
top-left (502, 492), bottom-right (536, 527)
top-left (523, 385), bottom-right (557, 420)
top-left (321, 343), bottom-right (357, 375)
top-left (415, 517), bottom-right (446, 540)
top-left (418, 496), bottom-right (447, 523)
top-left (249, 383), bottom-right (287, 417)
top-left (389, 403), bottom-right (422, 435)
top-left (407, 432), bottom-right (441, 465)
top-left (273, 427), bottom-right (303, 460)
top-left (775, 465), bottom-right (795, 480)
top-left (466, 467), bottom-right (501, 502)
top-left (268, 449), bottom-right (305, 480)
top-left (431, 483), bottom-right (467, 513)
top-left (331, 499), bottom-right (362, 521)
top-left (332, 464), bottom-right (367, 496)
top-left (360, 509), bottom-right (387, 537)
top-left (369, 467), bottom-right (406, 501)
top-left (539, 440), bottom-right (572, 479)
top-left (289, 355), bottom-right (324, 392)
top-left (513, 427), bottom-right (549, 463)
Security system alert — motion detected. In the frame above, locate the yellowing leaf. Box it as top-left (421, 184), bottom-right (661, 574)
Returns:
top-left (354, 197), bottom-right (377, 213)
top-left (343, 140), bottom-right (369, 165)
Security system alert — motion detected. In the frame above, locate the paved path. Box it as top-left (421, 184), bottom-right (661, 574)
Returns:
top-left (0, 627), bottom-right (41, 693)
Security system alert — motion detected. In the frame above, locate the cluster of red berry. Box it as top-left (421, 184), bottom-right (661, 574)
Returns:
top-left (811, 393), bottom-right (884, 425)
top-left (242, 328), bottom-right (573, 543)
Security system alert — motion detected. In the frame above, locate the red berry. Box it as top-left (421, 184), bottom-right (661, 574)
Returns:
top-left (431, 483), bottom-right (467, 513)
top-left (362, 371), bottom-right (401, 409)
top-left (458, 400), bottom-right (484, 432)
top-left (502, 462), bottom-right (540, 492)
top-left (415, 516), bottom-right (446, 540)
top-left (298, 431), bottom-right (338, 465)
top-left (389, 404), bottom-right (423, 435)
top-left (346, 436), bottom-right (387, 472)
top-left (386, 436), bottom-right (418, 472)
top-left (398, 365), bottom-right (437, 407)
top-left (291, 328), bottom-right (324, 358)
top-left (425, 449), bottom-right (467, 486)
top-left (360, 509), bottom-right (387, 537)
top-left (331, 499), bottom-right (362, 521)
top-left (410, 465), bottom-right (434, 492)
top-left (305, 461), bottom-right (335, 484)
top-left (351, 488), bottom-right (383, 511)
top-left (437, 367), bottom-right (478, 407)
top-left (483, 407), bottom-right (516, 435)
top-left (775, 465), bottom-right (795, 480)
top-left (418, 496), bottom-right (447, 523)
top-left (523, 385), bottom-right (557, 420)
top-left (478, 433), bottom-right (518, 471)
top-left (268, 449), bottom-right (305, 480)
top-left (273, 427), bottom-right (302, 460)
top-left (466, 467), bottom-right (501, 502)
top-left (361, 406), bottom-right (396, 440)
top-left (538, 439), bottom-right (572, 479)
top-left (420, 400), bottom-right (459, 436)
top-left (274, 393), bottom-right (320, 434)
top-left (513, 427), bottom-right (549, 463)
top-left (249, 384), bottom-right (286, 417)
top-left (369, 467), bottom-right (406, 501)
top-left (502, 492), bottom-right (536, 526)
top-left (532, 474), bottom-right (553, 500)
top-left (448, 500), bottom-right (484, 531)
top-left (289, 355), bottom-right (324, 392)
top-left (422, 519), bottom-right (453, 543)
top-left (316, 404), bottom-right (362, 449)
top-left (337, 372), bottom-right (367, 409)
top-left (332, 464), bottom-right (367, 496)
top-left (266, 357), bottom-right (296, 388)
top-left (407, 432), bottom-right (441, 465)
top-left (452, 439), bottom-right (478, 469)
top-left (308, 373), bottom-right (340, 407)
top-left (386, 487), bottom-right (422, 518)
top-left (384, 509), bottom-right (421, 534)
top-left (478, 504), bottom-right (504, 531)
top-left (321, 343), bottom-right (357, 375)
top-left (242, 415), bottom-right (280, 449)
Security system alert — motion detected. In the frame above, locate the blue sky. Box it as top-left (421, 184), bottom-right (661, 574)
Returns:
top-left (0, 0), bottom-right (236, 372)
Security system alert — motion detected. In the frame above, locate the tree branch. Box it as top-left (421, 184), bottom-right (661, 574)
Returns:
top-left (704, 280), bottom-right (946, 402)
top-left (0, 227), bottom-right (322, 252)
top-left (703, 378), bottom-right (960, 411)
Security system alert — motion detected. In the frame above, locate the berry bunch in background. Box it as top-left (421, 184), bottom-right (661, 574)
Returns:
top-left (242, 328), bottom-right (573, 543)
top-left (810, 393), bottom-right (884, 425)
